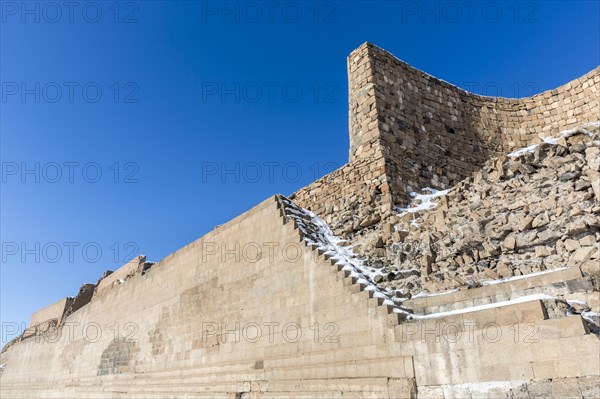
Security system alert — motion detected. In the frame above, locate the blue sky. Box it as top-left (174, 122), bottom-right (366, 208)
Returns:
top-left (1, 1), bottom-right (599, 343)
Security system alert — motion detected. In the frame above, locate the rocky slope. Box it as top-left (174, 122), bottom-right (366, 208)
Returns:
top-left (347, 123), bottom-right (600, 298)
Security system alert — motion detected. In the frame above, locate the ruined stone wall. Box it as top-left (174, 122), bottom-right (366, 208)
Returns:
top-left (64, 283), bottom-right (96, 320)
top-left (94, 256), bottom-right (146, 298)
top-left (2, 43), bottom-right (600, 398)
top-left (294, 42), bottom-right (599, 242)
top-left (29, 297), bottom-right (72, 327)
top-left (353, 42), bottom-right (600, 205)
top-left (291, 44), bottom-right (395, 239)
top-left (1, 196), bottom-right (598, 398)
top-left (290, 158), bottom-right (393, 238)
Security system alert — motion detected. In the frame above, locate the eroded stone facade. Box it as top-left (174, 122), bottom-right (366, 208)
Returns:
top-left (292, 42), bottom-right (600, 272)
top-left (1, 43), bottom-right (599, 399)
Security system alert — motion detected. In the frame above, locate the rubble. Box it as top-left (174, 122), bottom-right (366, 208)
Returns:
top-left (348, 124), bottom-right (600, 296)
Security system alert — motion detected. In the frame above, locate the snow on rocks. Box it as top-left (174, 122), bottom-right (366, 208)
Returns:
top-left (397, 188), bottom-right (452, 215)
top-left (396, 188), bottom-right (452, 229)
top-left (508, 121), bottom-right (600, 157)
top-left (382, 121), bottom-right (600, 296)
top-left (280, 121), bottom-right (599, 321)
top-left (508, 143), bottom-right (541, 158)
top-left (480, 267), bottom-right (568, 286)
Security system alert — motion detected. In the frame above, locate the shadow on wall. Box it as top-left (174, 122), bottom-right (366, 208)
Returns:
top-left (290, 41), bottom-right (598, 238)
top-left (349, 42), bottom-right (600, 206)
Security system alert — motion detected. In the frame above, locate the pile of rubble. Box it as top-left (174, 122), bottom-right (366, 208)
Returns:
top-left (353, 123), bottom-right (600, 296)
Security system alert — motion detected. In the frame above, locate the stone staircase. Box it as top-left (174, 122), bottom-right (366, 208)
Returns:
top-left (277, 196), bottom-right (405, 321)
top-left (278, 194), bottom-right (599, 329)
top-left (278, 195), bottom-right (600, 398)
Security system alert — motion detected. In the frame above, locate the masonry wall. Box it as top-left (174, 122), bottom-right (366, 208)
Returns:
top-left (0, 197), bottom-right (410, 398)
top-left (94, 256), bottom-right (146, 298)
top-left (69, 284), bottom-right (96, 314)
top-left (2, 43), bottom-right (600, 398)
top-left (290, 44), bottom-right (396, 238)
top-left (350, 42), bottom-right (600, 205)
top-left (290, 157), bottom-right (394, 238)
top-left (2, 195), bottom-right (598, 398)
top-left (29, 297), bottom-right (72, 327)
top-left (293, 42), bottom-right (599, 238)
top-left (290, 44), bottom-right (600, 275)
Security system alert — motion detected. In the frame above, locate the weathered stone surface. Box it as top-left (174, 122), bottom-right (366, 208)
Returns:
top-left (371, 124), bottom-right (600, 296)
top-left (586, 146), bottom-right (600, 171)
top-left (2, 42), bottom-right (599, 399)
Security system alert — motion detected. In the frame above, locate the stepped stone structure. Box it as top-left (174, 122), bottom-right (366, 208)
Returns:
top-left (1, 42), bottom-right (599, 398)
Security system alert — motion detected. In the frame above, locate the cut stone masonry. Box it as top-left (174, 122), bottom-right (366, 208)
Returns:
top-left (1, 42), bottom-right (598, 398)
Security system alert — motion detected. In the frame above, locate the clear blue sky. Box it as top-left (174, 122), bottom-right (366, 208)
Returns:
top-left (1, 1), bottom-right (599, 343)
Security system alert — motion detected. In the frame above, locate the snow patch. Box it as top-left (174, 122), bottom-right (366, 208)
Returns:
top-left (412, 268), bottom-right (568, 299)
top-left (409, 294), bottom-right (555, 320)
top-left (542, 137), bottom-right (559, 145)
top-left (581, 311), bottom-right (600, 335)
top-left (396, 187), bottom-right (451, 228)
top-left (558, 121), bottom-right (600, 138)
top-left (397, 188), bottom-right (451, 214)
top-left (582, 311), bottom-right (599, 323)
top-left (412, 288), bottom-right (459, 299)
top-left (508, 121), bottom-right (600, 158)
top-left (508, 143), bottom-right (540, 158)
top-left (481, 267), bottom-right (567, 286)
top-left (566, 299), bottom-right (588, 307)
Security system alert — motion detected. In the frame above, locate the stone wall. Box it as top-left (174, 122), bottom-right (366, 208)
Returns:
top-left (29, 297), bottom-right (72, 327)
top-left (292, 42), bottom-right (599, 268)
top-left (0, 196), bottom-right (413, 397)
top-left (297, 42), bottom-right (599, 211)
top-left (290, 157), bottom-right (393, 237)
top-left (356, 43), bottom-right (600, 205)
top-left (94, 256), bottom-right (146, 298)
top-left (2, 42), bottom-right (599, 398)
top-left (63, 283), bottom-right (96, 320)
top-left (1, 195), bottom-right (598, 398)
